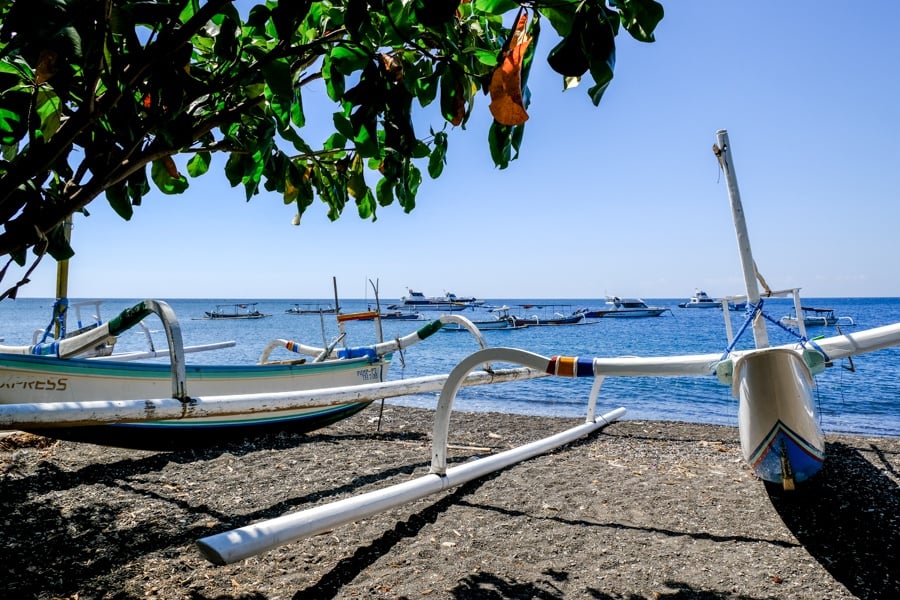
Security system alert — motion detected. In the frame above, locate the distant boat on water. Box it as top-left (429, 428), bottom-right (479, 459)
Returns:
top-left (780, 306), bottom-right (855, 328)
top-left (338, 309), bottom-right (422, 322)
top-left (678, 290), bottom-right (720, 308)
top-left (387, 289), bottom-right (483, 311)
top-left (204, 303), bottom-right (269, 320)
top-left (576, 297), bottom-right (670, 318)
top-left (285, 303), bottom-right (336, 315)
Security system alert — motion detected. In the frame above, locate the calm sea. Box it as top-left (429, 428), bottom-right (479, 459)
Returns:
top-left (2, 297), bottom-right (899, 437)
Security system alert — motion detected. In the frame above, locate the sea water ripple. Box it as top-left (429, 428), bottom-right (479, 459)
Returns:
top-left (2, 297), bottom-right (898, 437)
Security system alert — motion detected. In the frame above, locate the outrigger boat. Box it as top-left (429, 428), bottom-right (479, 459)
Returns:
top-left (203, 302), bottom-right (269, 319)
top-left (441, 306), bottom-right (523, 331)
top-left (186, 130), bottom-right (900, 565)
top-left (285, 303), bottom-right (337, 315)
top-left (780, 306), bottom-right (854, 328)
top-left (0, 300), bottom-right (509, 449)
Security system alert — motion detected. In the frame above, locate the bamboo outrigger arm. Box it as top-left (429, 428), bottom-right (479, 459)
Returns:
top-left (0, 299), bottom-right (189, 401)
top-left (195, 347), bottom-right (627, 565)
top-left (257, 314), bottom-right (489, 364)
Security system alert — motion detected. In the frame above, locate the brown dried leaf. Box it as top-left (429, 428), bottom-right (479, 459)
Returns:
top-left (488, 13), bottom-right (531, 126)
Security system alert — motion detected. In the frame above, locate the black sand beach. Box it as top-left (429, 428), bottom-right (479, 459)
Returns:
top-left (1, 404), bottom-right (898, 599)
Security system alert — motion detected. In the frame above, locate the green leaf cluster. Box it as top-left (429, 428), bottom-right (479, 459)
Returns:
top-left (0, 0), bottom-right (662, 290)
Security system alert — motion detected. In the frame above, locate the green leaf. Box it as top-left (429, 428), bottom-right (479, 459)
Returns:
top-left (322, 53), bottom-right (346, 101)
top-left (127, 168), bottom-right (151, 206)
top-left (35, 90), bottom-right (62, 141)
top-left (375, 176), bottom-right (395, 207)
top-left (414, 0), bottom-right (461, 27)
top-left (291, 89), bottom-right (306, 128)
top-left (488, 122), bottom-right (512, 169)
top-left (472, 0), bottom-right (519, 14)
top-left (323, 132), bottom-right (348, 152)
top-left (271, 0), bottom-right (312, 39)
top-left (105, 182), bottom-right (133, 220)
top-left (262, 58), bottom-right (294, 101)
top-left (0, 107), bottom-right (24, 145)
top-left (353, 123), bottom-right (379, 158)
top-left (428, 132), bottom-right (448, 178)
top-left (347, 155), bottom-right (367, 200)
top-left (187, 152), bottom-right (211, 177)
top-left (333, 112), bottom-right (355, 140)
top-left (150, 159), bottom-right (189, 194)
top-left (329, 45), bottom-right (371, 75)
top-left (46, 222), bottom-right (75, 262)
top-left (616, 0), bottom-right (664, 43)
top-left (225, 153), bottom-right (245, 187)
top-left (355, 188), bottom-right (375, 219)
top-left (395, 162), bottom-right (421, 212)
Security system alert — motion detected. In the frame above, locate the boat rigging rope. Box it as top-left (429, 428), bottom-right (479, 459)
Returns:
top-left (37, 298), bottom-right (69, 344)
top-left (720, 298), bottom-right (831, 363)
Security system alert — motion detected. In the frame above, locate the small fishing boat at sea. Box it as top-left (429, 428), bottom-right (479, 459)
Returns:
top-left (780, 306), bottom-right (854, 328)
top-left (512, 313), bottom-right (585, 327)
top-left (370, 310), bottom-right (422, 320)
top-left (578, 297), bottom-right (670, 318)
top-left (678, 290), bottom-right (720, 308)
top-left (337, 309), bottom-right (422, 322)
top-left (441, 306), bottom-right (523, 331)
top-left (204, 302), bottom-right (269, 319)
top-left (285, 303), bottom-right (337, 315)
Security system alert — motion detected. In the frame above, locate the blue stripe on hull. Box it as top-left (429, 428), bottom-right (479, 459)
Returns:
top-left (749, 420), bottom-right (824, 484)
top-left (23, 402), bottom-right (374, 450)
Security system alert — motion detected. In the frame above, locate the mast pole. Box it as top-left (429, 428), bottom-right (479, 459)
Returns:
top-left (714, 129), bottom-right (769, 348)
top-left (53, 216), bottom-right (74, 339)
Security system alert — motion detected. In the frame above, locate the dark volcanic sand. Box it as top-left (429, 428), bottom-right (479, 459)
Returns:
top-left (1, 405), bottom-right (898, 599)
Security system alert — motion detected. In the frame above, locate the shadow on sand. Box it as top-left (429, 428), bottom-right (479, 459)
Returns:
top-left (766, 440), bottom-right (899, 599)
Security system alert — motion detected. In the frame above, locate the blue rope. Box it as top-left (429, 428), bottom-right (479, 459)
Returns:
top-left (719, 296), bottom-right (831, 363)
top-left (720, 299), bottom-right (764, 359)
top-left (37, 298), bottom-right (68, 344)
top-left (770, 312), bottom-right (832, 363)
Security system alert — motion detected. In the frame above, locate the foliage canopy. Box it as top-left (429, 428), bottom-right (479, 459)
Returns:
top-left (0, 0), bottom-right (662, 297)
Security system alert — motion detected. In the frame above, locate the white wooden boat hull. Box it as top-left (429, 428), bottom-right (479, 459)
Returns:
top-left (442, 319), bottom-right (520, 331)
top-left (732, 348), bottom-right (824, 486)
top-left (594, 309), bottom-right (668, 318)
top-left (780, 316), bottom-right (838, 327)
top-left (0, 353), bottom-right (389, 447)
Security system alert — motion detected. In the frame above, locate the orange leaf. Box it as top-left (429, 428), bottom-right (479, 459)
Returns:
top-left (162, 156), bottom-right (181, 179)
top-left (488, 13), bottom-right (531, 126)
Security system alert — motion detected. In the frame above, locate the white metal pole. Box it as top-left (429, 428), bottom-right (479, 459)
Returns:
top-left (715, 130), bottom-right (769, 348)
top-left (0, 366), bottom-right (547, 428)
top-left (196, 404), bottom-right (626, 565)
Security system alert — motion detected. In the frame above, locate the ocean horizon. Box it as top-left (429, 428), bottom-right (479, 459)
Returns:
top-left (2, 296), bottom-right (899, 438)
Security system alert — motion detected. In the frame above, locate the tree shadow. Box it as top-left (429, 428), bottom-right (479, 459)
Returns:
top-left (0, 429), bottom-right (430, 599)
top-left (766, 440), bottom-right (900, 599)
top-left (586, 580), bottom-right (766, 599)
top-left (291, 475), bottom-right (498, 600)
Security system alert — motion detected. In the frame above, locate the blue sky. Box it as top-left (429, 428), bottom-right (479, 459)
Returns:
top-left (13, 2), bottom-right (900, 300)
